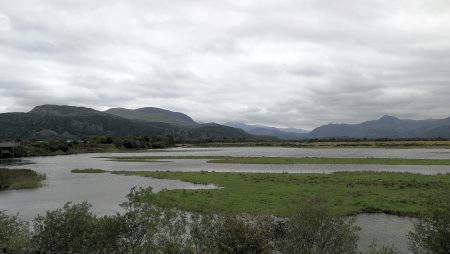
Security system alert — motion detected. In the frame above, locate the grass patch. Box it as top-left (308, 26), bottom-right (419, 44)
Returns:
top-left (209, 157), bottom-right (450, 165)
top-left (101, 156), bottom-right (229, 162)
top-left (105, 155), bottom-right (450, 166)
top-left (71, 168), bottom-right (107, 173)
top-left (193, 140), bottom-right (450, 149)
top-left (0, 168), bottom-right (45, 190)
top-left (114, 171), bottom-right (450, 217)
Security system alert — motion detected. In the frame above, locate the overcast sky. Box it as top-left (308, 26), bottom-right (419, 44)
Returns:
top-left (1, 0), bottom-right (449, 129)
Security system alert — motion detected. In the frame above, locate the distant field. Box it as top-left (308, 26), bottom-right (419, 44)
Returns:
top-left (192, 140), bottom-right (450, 148)
top-left (209, 157), bottom-right (450, 165)
top-left (0, 168), bottom-right (45, 190)
top-left (114, 171), bottom-right (450, 217)
top-left (105, 155), bottom-right (450, 166)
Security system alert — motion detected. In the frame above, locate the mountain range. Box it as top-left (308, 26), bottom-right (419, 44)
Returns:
top-left (224, 122), bottom-right (308, 140)
top-left (1, 105), bottom-right (449, 140)
top-left (0, 105), bottom-right (255, 141)
top-left (307, 115), bottom-right (450, 139)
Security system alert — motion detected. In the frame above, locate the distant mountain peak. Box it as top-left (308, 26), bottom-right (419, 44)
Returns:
top-left (379, 115), bottom-right (399, 121)
top-left (308, 115), bottom-right (450, 139)
top-left (30, 104), bottom-right (101, 116)
top-left (136, 107), bottom-right (172, 113)
top-left (224, 122), bottom-right (308, 140)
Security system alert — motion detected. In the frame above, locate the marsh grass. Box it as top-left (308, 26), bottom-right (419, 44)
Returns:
top-left (194, 140), bottom-right (450, 149)
top-left (105, 155), bottom-right (450, 166)
top-left (0, 168), bottom-right (45, 190)
top-left (70, 168), bottom-right (107, 173)
top-left (209, 157), bottom-right (450, 165)
top-left (101, 155), bottom-right (230, 163)
top-left (114, 171), bottom-right (450, 217)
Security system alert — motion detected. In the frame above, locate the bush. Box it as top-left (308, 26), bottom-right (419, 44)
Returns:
top-left (0, 211), bottom-right (30, 251)
top-left (408, 195), bottom-right (450, 254)
top-left (118, 187), bottom-right (193, 254)
top-left (276, 198), bottom-right (360, 254)
top-left (3, 188), bottom-right (370, 253)
top-left (213, 215), bottom-right (275, 254)
top-left (189, 213), bottom-right (279, 254)
top-left (364, 245), bottom-right (404, 254)
top-left (32, 202), bottom-right (122, 253)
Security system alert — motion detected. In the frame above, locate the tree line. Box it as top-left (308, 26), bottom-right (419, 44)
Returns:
top-left (7, 135), bottom-right (176, 157)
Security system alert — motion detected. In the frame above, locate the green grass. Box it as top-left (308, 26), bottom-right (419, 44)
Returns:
top-left (209, 157), bottom-right (450, 165)
top-left (102, 156), bottom-right (228, 160)
top-left (114, 171), bottom-right (450, 217)
top-left (105, 155), bottom-right (450, 166)
top-left (192, 140), bottom-right (450, 149)
top-left (0, 168), bottom-right (45, 190)
top-left (71, 168), bottom-right (107, 173)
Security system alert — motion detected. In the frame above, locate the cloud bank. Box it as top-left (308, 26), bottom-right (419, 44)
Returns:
top-left (1, 0), bottom-right (449, 129)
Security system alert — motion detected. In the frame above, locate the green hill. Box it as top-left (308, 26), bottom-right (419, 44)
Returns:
top-left (0, 105), bottom-right (255, 141)
top-left (105, 107), bottom-right (197, 126)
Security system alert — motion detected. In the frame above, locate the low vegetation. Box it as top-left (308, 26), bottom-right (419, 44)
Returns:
top-left (210, 157), bottom-right (450, 165)
top-left (2, 187), bottom-right (448, 253)
top-left (106, 155), bottom-right (450, 166)
top-left (0, 187), bottom-right (420, 254)
top-left (194, 139), bottom-right (450, 149)
top-left (14, 135), bottom-right (175, 157)
top-left (8, 138), bottom-right (450, 158)
top-left (0, 169), bottom-right (45, 190)
top-left (408, 195), bottom-right (450, 254)
top-left (70, 168), bottom-right (107, 173)
top-left (104, 155), bottom-right (230, 162)
top-left (0, 212), bottom-right (30, 250)
top-left (114, 171), bottom-right (450, 217)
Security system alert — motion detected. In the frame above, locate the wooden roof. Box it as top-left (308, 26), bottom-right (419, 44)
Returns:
top-left (0, 142), bottom-right (20, 148)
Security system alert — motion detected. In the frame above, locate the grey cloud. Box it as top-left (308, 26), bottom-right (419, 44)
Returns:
top-left (0, 0), bottom-right (450, 129)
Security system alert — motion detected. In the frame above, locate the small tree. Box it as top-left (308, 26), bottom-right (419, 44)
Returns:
top-left (0, 211), bottom-right (30, 251)
top-left (276, 198), bottom-right (360, 254)
top-left (190, 213), bottom-right (277, 254)
top-left (408, 195), bottom-right (450, 254)
top-left (214, 214), bottom-right (275, 254)
top-left (33, 202), bottom-right (96, 252)
top-left (118, 187), bottom-right (193, 254)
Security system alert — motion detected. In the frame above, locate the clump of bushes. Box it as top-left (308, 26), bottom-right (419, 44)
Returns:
top-left (408, 195), bottom-right (450, 254)
top-left (18, 135), bottom-right (176, 156)
top-left (0, 212), bottom-right (30, 250)
top-left (2, 187), bottom-right (448, 253)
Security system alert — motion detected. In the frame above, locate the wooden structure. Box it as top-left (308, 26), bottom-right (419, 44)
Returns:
top-left (0, 142), bottom-right (20, 159)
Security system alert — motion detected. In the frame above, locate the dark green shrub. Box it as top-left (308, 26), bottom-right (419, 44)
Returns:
top-left (0, 211), bottom-right (30, 251)
top-left (118, 187), bottom-right (193, 254)
top-left (408, 196), bottom-right (450, 254)
top-left (276, 198), bottom-right (360, 254)
top-left (32, 202), bottom-right (122, 253)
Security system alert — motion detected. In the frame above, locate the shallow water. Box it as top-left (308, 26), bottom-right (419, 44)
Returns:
top-left (355, 213), bottom-right (415, 252)
top-left (1, 146), bottom-right (443, 252)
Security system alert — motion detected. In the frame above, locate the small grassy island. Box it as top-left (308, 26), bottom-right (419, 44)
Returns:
top-left (0, 168), bottom-right (45, 190)
top-left (114, 171), bottom-right (450, 217)
top-left (71, 168), bottom-right (107, 173)
top-left (105, 155), bottom-right (450, 166)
